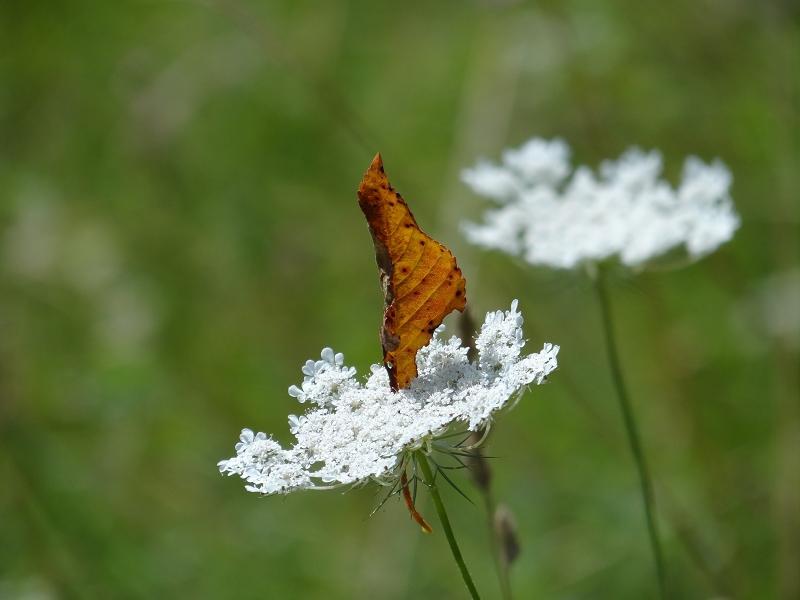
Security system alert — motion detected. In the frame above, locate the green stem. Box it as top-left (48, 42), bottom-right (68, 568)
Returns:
top-left (468, 437), bottom-right (513, 600)
top-left (482, 490), bottom-right (513, 600)
top-left (593, 269), bottom-right (667, 599)
top-left (461, 313), bottom-right (513, 600)
top-left (416, 451), bottom-right (481, 600)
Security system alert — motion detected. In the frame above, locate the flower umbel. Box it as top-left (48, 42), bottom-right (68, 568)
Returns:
top-left (218, 301), bottom-right (558, 494)
top-left (462, 138), bottom-right (739, 269)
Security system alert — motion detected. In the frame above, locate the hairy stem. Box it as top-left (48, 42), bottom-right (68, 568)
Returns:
top-left (416, 451), bottom-right (481, 600)
top-left (483, 490), bottom-right (513, 600)
top-left (467, 434), bottom-right (513, 600)
top-left (460, 312), bottom-right (514, 600)
top-left (593, 269), bottom-right (667, 599)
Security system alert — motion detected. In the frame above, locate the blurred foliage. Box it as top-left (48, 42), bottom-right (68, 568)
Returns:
top-left (1, 0), bottom-right (798, 598)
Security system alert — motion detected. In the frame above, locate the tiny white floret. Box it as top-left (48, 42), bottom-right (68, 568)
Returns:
top-left (218, 302), bottom-right (559, 495)
top-left (462, 138), bottom-right (739, 269)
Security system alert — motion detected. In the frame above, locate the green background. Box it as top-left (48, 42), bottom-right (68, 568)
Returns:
top-left (1, 0), bottom-right (798, 598)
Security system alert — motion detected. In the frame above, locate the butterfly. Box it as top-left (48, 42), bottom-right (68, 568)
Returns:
top-left (357, 153), bottom-right (467, 391)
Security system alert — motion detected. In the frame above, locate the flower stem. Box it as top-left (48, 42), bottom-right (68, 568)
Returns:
top-left (460, 312), bottom-right (514, 600)
top-left (483, 490), bottom-right (513, 600)
top-left (467, 435), bottom-right (513, 600)
top-left (416, 451), bottom-right (482, 600)
top-left (593, 269), bottom-right (667, 599)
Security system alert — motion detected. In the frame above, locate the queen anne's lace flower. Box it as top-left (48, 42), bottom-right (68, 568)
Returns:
top-left (218, 301), bottom-right (558, 494)
top-left (462, 138), bottom-right (740, 269)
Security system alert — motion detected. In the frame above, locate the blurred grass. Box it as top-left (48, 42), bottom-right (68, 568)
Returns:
top-left (1, 0), bottom-right (798, 598)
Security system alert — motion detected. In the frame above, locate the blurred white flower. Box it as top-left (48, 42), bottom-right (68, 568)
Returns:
top-left (2, 194), bottom-right (159, 360)
top-left (735, 268), bottom-right (800, 352)
top-left (756, 269), bottom-right (800, 349)
top-left (95, 281), bottom-right (159, 359)
top-left (218, 301), bottom-right (559, 495)
top-left (3, 196), bottom-right (62, 280)
top-left (462, 138), bottom-right (739, 269)
top-left (0, 576), bottom-right (57, 600)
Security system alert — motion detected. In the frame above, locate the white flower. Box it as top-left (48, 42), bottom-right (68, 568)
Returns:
top-left (462, 138), bottom-right (739, 269)
top-left (218, 301), bottom-right (559, 495)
